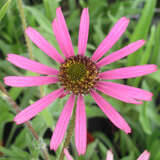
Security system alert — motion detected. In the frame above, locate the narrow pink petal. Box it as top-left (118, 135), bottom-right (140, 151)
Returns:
top-left (52, 19), bottom-right (69, 58)
top-left (14, 88), bottom-right (64, 124)
top-left (78, 8), bottom-right (89, 56)
top-left (50, 94), bottom-right (75, 150)
top-left (55, 7), bottom-right (75, 57)
top-left (97, 81), bottom-right (152, 101)
top-left (137, 150), bottom-right (150, 160)
top-left (95, 83), bottom-right (142, 104)
top-left (64, 148), bottom-right (73, 160)
top-left (99, 65), bottom-right (157, 80)
top-left (75, 95), bottom-right (87, 155)
top-left (25, 27), bottom-right (64, 63)
top-left (90, 90), bottom-right (131, 134)
top-left (92, 17), bottom-right (129, 62)
top-left (97, 40), bottom-right (145, 68)
top-left (106, 150), bottom-right (113, 160)
top-left (7, 54), bottom-right (59, 75)
top-left (4, 76), bottom-right (58, 87)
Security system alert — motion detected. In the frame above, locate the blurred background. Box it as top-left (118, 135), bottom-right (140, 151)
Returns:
top-left (0, 0), bottom-right (160, 159)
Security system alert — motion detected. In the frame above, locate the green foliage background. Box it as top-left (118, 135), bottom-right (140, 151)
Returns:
top-left (0, 0), bottom-right (160, 159)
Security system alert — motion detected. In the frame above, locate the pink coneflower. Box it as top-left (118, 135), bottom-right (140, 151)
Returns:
top-left (4, 7), bottom-right (157, 155)
top-left (64, 149), bottom-right (150, 160)
top-left (106, 150), bottom-right (150, 160)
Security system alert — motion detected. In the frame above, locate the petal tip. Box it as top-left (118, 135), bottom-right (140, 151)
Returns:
top-left (121, 16), bottom-right (130, 23)
top-left (56, 7), bottom-right (62, 14)
top-left (6, 53), bottom-right (14, 60)
top-left (126, 129), bottom-right (131, 134)
top-left (25, 26), bottom-right (32, 34)
top-left (141, 39), bottom-right (146, 44)
top-left (50, 143), bottom-right (57, 151)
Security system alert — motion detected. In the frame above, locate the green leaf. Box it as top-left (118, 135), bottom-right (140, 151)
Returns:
top-left (86, 106), bottom-right (105, 118)
top-left (150, 23), bottom-right (160, 64)
top-left (127, 0), bottom-right (157, 66)
top-left (133, 25), bottom-right (156, 86)
top-left (139, 103), bottom-right (152, 135)
top-left (148, 70), bottom-right (160, 83)
top-left (0, 0), bottom-right (11, 21)
top-left (43, 0), bottom-right (59, 20)
top-left (24, 6), bottom-right (52, 34)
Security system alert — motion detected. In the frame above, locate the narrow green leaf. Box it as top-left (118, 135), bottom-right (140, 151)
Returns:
top-left (40, 108), bottom-right (54, 129)
top-left (139, 103), bottom-right (152, 135)
top-left (127, 0), bottom-right (157, 66)
top-left (148, 70), bottom-right (160, 83)
top-left (150, 23), bottom-right (160, 64)
top-left (43, 0), bottom-right (59, 20)
top-left (24, 6), bottom-right (52, 33)
top-left (133, 25), bottom-right (156, 86)
top-left (0, 0), bottom-right (11, 21)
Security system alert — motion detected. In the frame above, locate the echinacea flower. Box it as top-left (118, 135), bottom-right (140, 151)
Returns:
top-left (4, 7), bottom-right (157, 155)
top-left (64, 149), bottom-right (150, 160)
top-left (106, 150), bottom-right (150, 160)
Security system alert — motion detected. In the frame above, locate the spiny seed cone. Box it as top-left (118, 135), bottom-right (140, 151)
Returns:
top-left (58, 55), bottom-right (99, 95)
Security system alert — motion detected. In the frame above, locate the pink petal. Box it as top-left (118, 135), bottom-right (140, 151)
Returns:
top-left (75, 95), bottom-right (87, 155)
top-left (7, 54), bottom-right (59, 75)
top-left (90, 90), bottom-right (131, 134)
top-left (52, 19), bottom-right (69, 58)
top-left (14, 88), bottom-right (64, 124)
top-left (78, 8), bottom-right (89, 56)
top-left (50, 94), bottom-right (75, 150)
top-left (64, 148), bottom-right (73, 160)
top-left (137, 150), bottom-right (150, 160)
top-left (106, 150), bottom-right (113, 160)
top-left (97, 40), bottom-right (145, 68)
top-left (97, 81), bottom-right (152, 101)
top-left (54, 7), bottom-right (75, 57)
top-left (25, 27), bottom-right (64, 63)
top-left (95, 83), bottom-right (142, 104)
top-left (99, 65), bottom-right (157, 80)
top-left (4, 76), bottom-right (58, 87)
top-left (92, 17), bottom-right (129, 62)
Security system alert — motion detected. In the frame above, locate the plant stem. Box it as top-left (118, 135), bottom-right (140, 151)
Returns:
top-left (17, 0), bottom-right (33, 60)
top-left (0, 82), bottom-right (49, 160)
top-left (16, 1), bottom-right (50, 159)
top-left (59, 100), bottom-right (77, 160)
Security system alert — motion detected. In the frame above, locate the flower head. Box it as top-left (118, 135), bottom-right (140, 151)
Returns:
top-left (106, 150), bottom-right (150, 160)
top-left (4, 7), bottom-right (157, 155)
top-left (64, 149), bottom-right (150, 160)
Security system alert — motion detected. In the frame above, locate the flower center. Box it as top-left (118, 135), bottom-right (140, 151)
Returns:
top-left (58, 55), bottom-right (99, 95)
top-left (68, 63), bottom-right (86, 81)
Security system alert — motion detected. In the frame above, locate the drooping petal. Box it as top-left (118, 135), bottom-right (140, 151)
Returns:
top-left (52, 19), bottom-right (69, 58)
top-left (75, 95), bottom-right (87, 155)
top-left (14, 88), bottom-right (64, 124)
top-left (4, 76), bottom-right (58, 87)
top-left (90, 90), bottom-right (131, 134)
top-left (137, 150), bottom-right (150, 160)
top-left (97, 81), bottom-right (152, 101)
top-left (97, 40), bottom-right (145, 68)
top-left (106, 150), bottom-right (114, 160)
top-left (95, 83), bottom-right (142, 104)
top-left (53, 7), bottom-right (75, 57)
top-left (25, 27), bottom-right (64, 63)
top-left (50, 94), bottom-right (75, 150)
top-left (78, 8), bottom-right (89, 56)
top-left (99, 65), bottom-right (157, 80)
top-left (7, 54), bottom-right (59, 75)
top-left (92, 17), bottom-right (129, 62)
top-left (64, 148), bottom-right (73, 160)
